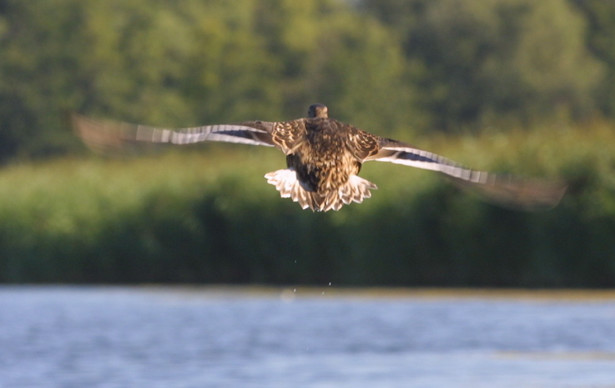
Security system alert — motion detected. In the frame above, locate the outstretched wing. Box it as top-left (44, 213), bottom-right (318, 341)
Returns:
top-left (71, 113), bottom-right (277, 154)
top-left (365, 137), bottom-right (567, 210)
top-left (365, 138), bottom-right (491, 183)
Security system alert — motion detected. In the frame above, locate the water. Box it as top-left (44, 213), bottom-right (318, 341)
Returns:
top-left (1, 286), bottom-right (615, 387)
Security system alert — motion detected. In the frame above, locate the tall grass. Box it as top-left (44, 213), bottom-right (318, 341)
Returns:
top-left (1, 123), bottom-right (614, 286)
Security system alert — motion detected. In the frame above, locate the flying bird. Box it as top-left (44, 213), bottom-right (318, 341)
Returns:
top-left (72, 104), bottom-right (566, 211)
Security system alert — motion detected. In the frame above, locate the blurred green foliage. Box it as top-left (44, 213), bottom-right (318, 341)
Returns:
top-left (360, 0), bottom-right (603, 129)
top-left (1, 0), bottom-right (615, 286)
top-left (1, 0), bottom-right (613, 161)
top-left (1, 123), bottom-right (614, 286)
top-left (0, 0), bottom-right (415, 162)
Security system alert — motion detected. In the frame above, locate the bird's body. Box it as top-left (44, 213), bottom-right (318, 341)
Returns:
top-left (265, 108), bottom-right (379, 211)
top-left (72, 104), bottom-right (567, 211)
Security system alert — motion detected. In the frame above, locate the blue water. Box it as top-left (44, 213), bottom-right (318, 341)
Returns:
top-left (1, 287), bottom-right (615, 387)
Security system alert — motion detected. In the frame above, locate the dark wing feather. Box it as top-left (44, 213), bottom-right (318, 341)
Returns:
top-left (366, 138), bottom-right (567, 210)
top-left (346, 128), bottom-right (389, 161)
top-left (71, 113), bottom-right (276, 154)
top-left (270, 119), bottom-right (308, 154)
top-left (365, 138), bottom-right (491, 183)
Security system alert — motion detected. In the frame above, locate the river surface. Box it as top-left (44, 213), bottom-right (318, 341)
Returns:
top-left (1, 286), bottom-right (615, 387)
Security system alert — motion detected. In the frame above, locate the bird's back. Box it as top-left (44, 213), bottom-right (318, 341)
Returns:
top-left (288, 117), bottom-right (362, 192)
top-left (265, 116), bottom-right (378, 211)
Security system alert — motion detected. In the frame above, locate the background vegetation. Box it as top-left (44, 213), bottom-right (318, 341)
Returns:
top-left (1, 0), bottom-right (614, 286)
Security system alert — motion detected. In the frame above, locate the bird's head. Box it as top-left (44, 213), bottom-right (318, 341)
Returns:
top-left (307, 103), bottom-right (328, 118)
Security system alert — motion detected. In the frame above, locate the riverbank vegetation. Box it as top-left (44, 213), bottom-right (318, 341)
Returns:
top-left (1, 122), bottom-right (613, 286)
top-left (2, 0), bottom-right (615, 286)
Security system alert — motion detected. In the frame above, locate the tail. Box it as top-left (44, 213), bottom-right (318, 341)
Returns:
top-left (265, 169), bottom-right (377, 211)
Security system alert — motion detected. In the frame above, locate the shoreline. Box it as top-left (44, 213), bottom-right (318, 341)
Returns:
top-left (4, 284), bottom-right (615, 301)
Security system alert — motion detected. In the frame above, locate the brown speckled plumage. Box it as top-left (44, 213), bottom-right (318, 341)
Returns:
top-left (260, 104), bottom-right (381, 211)
top-left (72, 104), bottom-right (567, 211)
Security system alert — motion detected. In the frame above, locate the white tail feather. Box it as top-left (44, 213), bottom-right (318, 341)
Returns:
top-left (265, 169), bottom-right (377, 211)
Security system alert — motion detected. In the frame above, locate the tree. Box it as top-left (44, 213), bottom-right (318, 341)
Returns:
top-left (250, 0), bottom-right (416, 130)
top-left (359, 0), bottom-right (604, 131)
top-left (0, 0), bottom-right (414, 162)
top-left (569, 0), bottom-right (615, 117)
top-left (0, 0), bottom-right (86, 161)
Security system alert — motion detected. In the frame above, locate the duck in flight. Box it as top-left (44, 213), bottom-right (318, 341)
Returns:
top-left (72, 103), bottom-right (566, 211)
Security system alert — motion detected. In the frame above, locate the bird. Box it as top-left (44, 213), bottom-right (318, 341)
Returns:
top-left (72, 103), bottom-right (566, 211)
